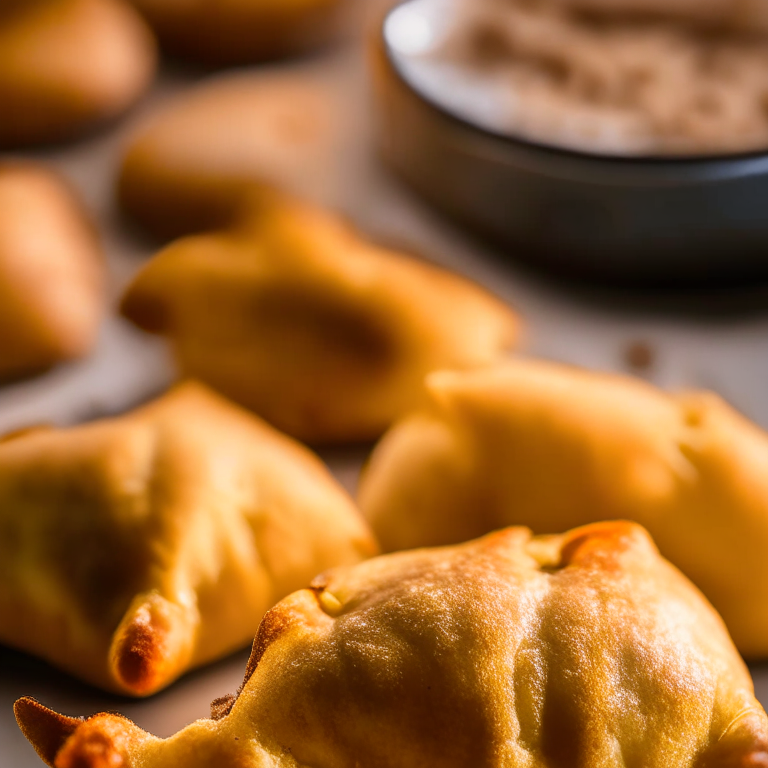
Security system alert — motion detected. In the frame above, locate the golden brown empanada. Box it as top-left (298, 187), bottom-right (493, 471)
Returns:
top-left (118, 71), bottom-right (349, 240)
top-left (359, 358), bottom-right (768, 658)
top-left (0, 0), bottom-right (156, 148)
top-left (0, 382), bottom-right (376, 696)
top-left (120, 195), bottom-right (519, 444)
top-left (128, 0), bottom-right (355, 66)
top-left (0, 163), bottom-right (103, 379)
top-left (15, 521), bottom-right (768, 767)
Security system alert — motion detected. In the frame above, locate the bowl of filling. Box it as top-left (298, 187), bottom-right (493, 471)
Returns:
top-left (372, 0), bottom-right (768, 283)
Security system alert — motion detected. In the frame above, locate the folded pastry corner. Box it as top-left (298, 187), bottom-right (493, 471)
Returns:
top-left (359, 358), bottom-right (768, 658)
top-left (120, 195), bottom-right (520, 443)
top-left (108, 590), bottom-right (199, 696)
top-left (0, 381), bottom-right (376, 696)
top-left (15, 521), bottom-right (768, 767)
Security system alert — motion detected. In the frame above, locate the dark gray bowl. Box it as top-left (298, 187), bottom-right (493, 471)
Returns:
top-left (372, 1), bottom-right (768, 285)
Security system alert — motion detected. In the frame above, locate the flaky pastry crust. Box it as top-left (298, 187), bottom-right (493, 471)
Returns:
top-left (15, 522), bottom-right (768, 767)
top-left (360, 358), bottom-right (768, 657)
top-left (120, 195), bottom-right (519, 444)
top-left (0, 382), bottom-right (376, 695)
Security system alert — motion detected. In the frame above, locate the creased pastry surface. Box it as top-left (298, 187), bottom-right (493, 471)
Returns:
top-left (122, 196), bottom-right (519, 443)
top-left (15, 522), bottom-right (768, 767)
top-left (360, 359), bottom-right (768, 657)
top-left (0, 382), bottom-right (376, 695)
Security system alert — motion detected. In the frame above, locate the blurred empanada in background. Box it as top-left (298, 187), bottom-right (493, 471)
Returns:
top-left (0, 0), bottom-right (156, 148)
top-left (128, 0), bottom-right (358, 66)
top-left (359, 358), bottom-right (768, 658)
top-left (0, 163), bottom-right (103, 379)
top-left (0, 382), bottom-right (376, 696)
top-left (120, 195), bottom-right (520, 444)
top-left (118, 71), bottom-right (351, 239)
top-left (15, 521), bottom-right (768, 768)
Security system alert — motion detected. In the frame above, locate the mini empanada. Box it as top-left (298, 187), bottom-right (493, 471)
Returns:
top-left (0, 0), bottom-right (156, 148)
top-left (118, 71), bottom-right (349, 240)
top-left (359, 359), bottom-right (768, 657)
top-left (128, 0), bottom-right (355, 66)
top-left (120, 196), bottom-right (519, 444)
top-left (15, 522), bottom-right (768, 768)
top-left (0, 382), bottom-right (376, 696)
top-left (0, 163), bottom-right (103, 379)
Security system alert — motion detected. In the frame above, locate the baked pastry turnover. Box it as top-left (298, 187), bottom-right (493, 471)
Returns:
top-left (0, 0), bottom-right (156, 148)
top-left (118, 71), bottom-right (349, 240)
top-left (0, 382), bottom-right (375, 696)
top-left (0, 163), bottom-right (103, 379)
top-left (359, 358), bottom-right (768, 658)
top-left (128, 0), bottom-right (355, 66)
top-left (121, 196), bottom-right (519, 444)
top-left (15, 522), bottom-right (768, 767)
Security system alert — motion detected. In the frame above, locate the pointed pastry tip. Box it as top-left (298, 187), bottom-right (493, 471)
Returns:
top-left (559, 521), bottom-right (655, 567)
top-left (700, 708), bottom-right (768, 768)
top-left (14, 697), bottom-right (81, 767)
top-left (109, 591), bottom-right (197, 697)
top-left (119, 277), bottom-right (168, 334)
top-left (16, 697), bottom-right (138, 768)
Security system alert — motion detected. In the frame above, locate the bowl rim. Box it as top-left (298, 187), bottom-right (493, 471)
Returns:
top-left (380, 0), bottom-right (768, 168)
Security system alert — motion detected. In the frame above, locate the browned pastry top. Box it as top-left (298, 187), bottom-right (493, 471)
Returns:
top-left (15, 521), bottom-right (768, 767)
top-left (0, 382), bottom-right (376, 696)
top-left (121, 195), bottom-right (519, 444)
top-left (360, 359), bottom-right (768, 658)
